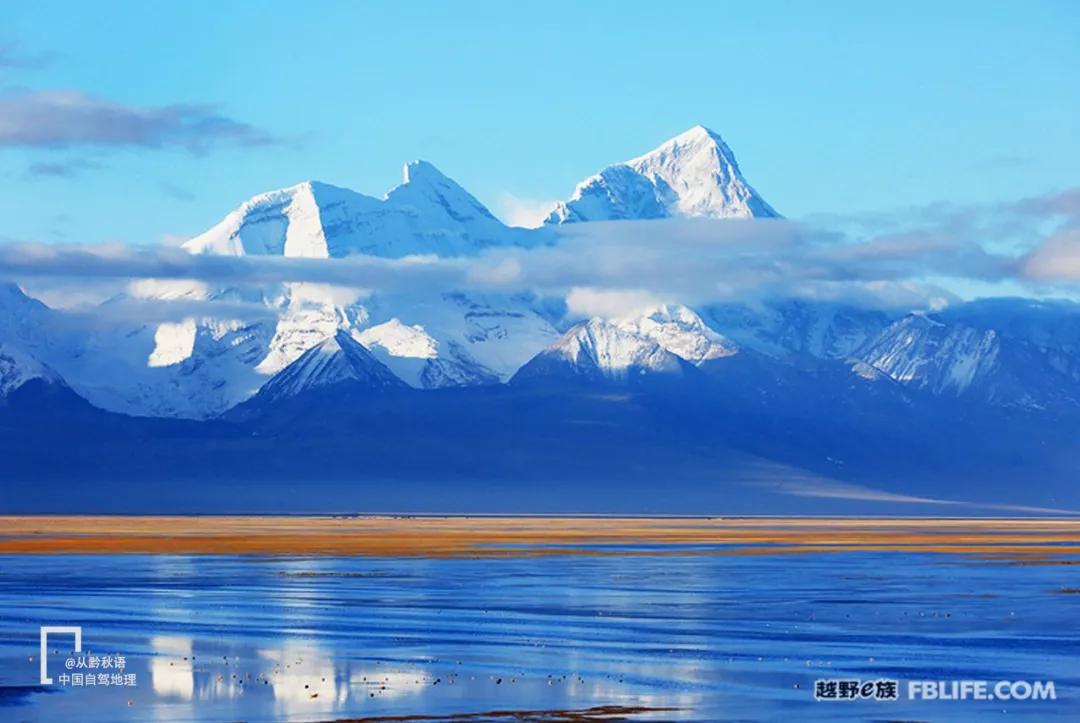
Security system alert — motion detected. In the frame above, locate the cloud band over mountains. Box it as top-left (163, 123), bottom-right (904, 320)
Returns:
top-left (0, 187), bottom-right (1077, 317)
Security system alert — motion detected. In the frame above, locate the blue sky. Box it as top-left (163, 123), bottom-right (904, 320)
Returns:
top-left (1, 0), bottom-right (1078, 246)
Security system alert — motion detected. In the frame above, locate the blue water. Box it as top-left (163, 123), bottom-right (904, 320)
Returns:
top-left (0, 550), bottom-right (1077, 721)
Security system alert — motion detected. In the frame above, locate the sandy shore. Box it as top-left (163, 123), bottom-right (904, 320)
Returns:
top-left (0, 516), bottom-right (1078, 558)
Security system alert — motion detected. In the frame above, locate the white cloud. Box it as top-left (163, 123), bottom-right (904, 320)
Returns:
top-left (495, 192), bottom-right (558, 228)
top-left (159, 233), bottom-right (191, 248)
top-left (466, 257), bottom-right (522, 285)
top-left (19, 279), bottom-right (124, 308)
top-left (286, 281), bottom-right (367, 307)
top-left (566, 287), bottom-right (669, 318)
top-left (3, 186), bottom-right (1080, 321)
top-left (128, 278), bottom-right (208, 300)
top-left (1022, 227), bottom-right (1080, 281)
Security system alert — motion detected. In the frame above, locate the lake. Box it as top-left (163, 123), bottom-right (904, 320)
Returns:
top-left (0, 518), bottom-right (1077, 721)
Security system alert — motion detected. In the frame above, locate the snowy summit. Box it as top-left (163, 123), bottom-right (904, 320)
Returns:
top-left (546, 125), bottom-right (780, 223)
top-left (183, 162), bottom-right (534, 260)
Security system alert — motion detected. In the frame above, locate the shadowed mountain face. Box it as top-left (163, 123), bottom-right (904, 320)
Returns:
top-left (2, 350), bottom-right (1077, 515)
top-left (859, 301), bottom-right (1080, 412)
top-left (510, 317), bottom-right (696, 387)
top-left (235, 330), bottom-right (406, 412)
top-left (2, 283), bottom-right (1080, 515)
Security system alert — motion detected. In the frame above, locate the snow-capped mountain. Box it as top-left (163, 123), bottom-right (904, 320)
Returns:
top-left (0, 283), bottom-right (175, 413)
top-left (511, 305), bottom-right (743, 385)
top-left (704, 300), bottom-right (890, 361)
top-left (0, 342), bottom-right (63, 398)
top-left (61, 281), bottom-right (273, 419)
top-left (507, 303), bottom-right (906, 419)
top-left (356, 317), bottom-right (500, 388)
top-left (7, 127), bottom-right (1080, 514)
top-left (512, 317), bottom-right (691, 384)
top-left (861, 314), bottom-right (997, 396)
top-left (106, 162), bottom-right (563, 416)
top-left (614, 305), bottom-right (738, 364)
top-left (8, 127), bottom-right (1080, 428)
top-left (357, 290), bottom-right (558, 386)
top-left (0, 282), bottom-right (56, 352)
top-left (247, 330), bottom-right (405, 406)
top-left (184, 162), bottom-right (538, 259)
top-left (0, 129), bottom-right (786, 419)
top-left (545, 125), bottom-right (780, 224)
top-left (858, 300), bottom-right (1080, 411)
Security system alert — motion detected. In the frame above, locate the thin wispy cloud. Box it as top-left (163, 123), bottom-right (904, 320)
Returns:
top-left (25, 157), bottom-right (103, 179)
top-left (0, 42), bottom-right (56, 70)
top-left (0, 225), bottom-right (1003, 315)
top-left (0, 89), bottom-right (276, 153)
top-left (159, 181), bottom-right (196, 201)
top-left (0, 242), bottom-right (467, 290)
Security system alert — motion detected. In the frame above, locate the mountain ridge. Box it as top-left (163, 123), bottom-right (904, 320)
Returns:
top-left (545, 125), bottom-right (780, 223)
top-left (1, 127), bottom-right (1078, 428)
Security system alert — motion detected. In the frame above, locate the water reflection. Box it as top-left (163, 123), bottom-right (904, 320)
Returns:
top-left (147, 633), bottom-right (432, 716)
top-left (1, 551), bottom-right (1077, 721)
top-left (149, 635), bottom-right (193, 701)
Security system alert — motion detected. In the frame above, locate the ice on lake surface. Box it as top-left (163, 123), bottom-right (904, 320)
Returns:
top-left (0, 549), bottom-right (1077, 721)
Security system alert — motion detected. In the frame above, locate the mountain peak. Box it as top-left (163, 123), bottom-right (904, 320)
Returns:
top-left (658, 124), bottom-right (724, 147)
top-left (0, 342), bottom-right (63, 398)
top-left (0, 281), bottom-right (31, 303)
top-left (250, 330), bottom-right (406, 405)
top-left (401, 159), bottom-right (450, 185)
top-left (318, 329), bottom-right (352, 355)
top-left (546, 126), bottom-right (779, 224)
top-left (623, 125), bottom-right (735, 170)
top-left (512, 317), bottom-right (689, 385)
top-left (385, 159), bottom-right (502, 232)
top-left (0, 281), bottom-right (50, 319)
top-left (183, 159), bottom-right (528, 259)
top-left (615, 304), bottom-right (738, 364)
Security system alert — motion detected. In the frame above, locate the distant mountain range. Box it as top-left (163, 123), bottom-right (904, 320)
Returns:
top-left (1, 126), bottom-right (1078, 514)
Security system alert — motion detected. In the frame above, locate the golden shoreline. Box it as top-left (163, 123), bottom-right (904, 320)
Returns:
top-left (1, 516), bottom-right (1079, 558)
